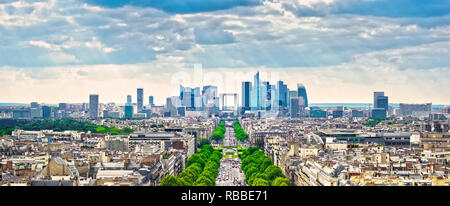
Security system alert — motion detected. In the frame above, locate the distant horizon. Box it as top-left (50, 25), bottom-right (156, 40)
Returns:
top-left (1, 102), bottom-right (448, 107)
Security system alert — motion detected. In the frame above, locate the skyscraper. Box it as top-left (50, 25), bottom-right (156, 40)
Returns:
top-left (250, 72), bottom-right (265, 110)
top-left (180, 85), bottom-right (193, 108)
top-left (89, 94), bottom-right (99, 118)
top-left (290, 97), bottom-right (305, 118)
top-left (30, 102), bottom-right (42, 118)
top-left (252, 72), bottom-right (261, 109)
top-left (58, 103), bottom-right (67, 111)
top-left (127, 95), bottom-right (132, 105)
top-left (124, 105), bottom-right (133, 119)
top-left (202, 85), bottom-right (218, 114)
top-left (149, 96), bottom-right (154, 106)
top-left (42, 105), bottom-right (51, 118)
top-left (373, 91), bottom-right (384, 108)
top-left (373, 91), bottom-right (388, 118)
top-left (297, 83), bottom-right (308, 107)
top-left (277, 80), bottom-right (288, 108)
top-left (193, 87), bottom-right (202, 110)
top-left (242, 81), bottom-right (251, 110)
top-left (137, 88), bottom-right (143, 112)
top-left (376, 96), bottom-right (389, 111)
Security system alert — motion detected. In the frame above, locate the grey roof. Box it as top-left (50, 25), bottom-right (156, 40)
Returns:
top-left (31, 180), bottom-right (72, 186)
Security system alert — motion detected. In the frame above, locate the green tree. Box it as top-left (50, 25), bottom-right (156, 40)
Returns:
top-left (252, 178), bottom-right (270, 186)
top-left (160, 175), bottom-right (183, 186)
top-left (198, 138), bottom-right (211, 148)
top-left (194, 175), bottom-right (214, 186)
top-left (263, 165), bottom-right (285, 181)
top-left (186, 153), bottom-right (207, 169)
top-left (245, 167), bottom-right (258, 180)
top-left (272, 177), bottom-right (291, 186)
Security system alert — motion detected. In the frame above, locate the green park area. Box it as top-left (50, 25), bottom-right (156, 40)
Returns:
top-left (0, 118), bottom-right (133, 135)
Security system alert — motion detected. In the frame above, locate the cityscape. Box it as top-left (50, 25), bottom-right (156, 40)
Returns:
top-left (1, 0), bottom-right (450, 189)
top-left (1, 71), bottom-right (449, 186)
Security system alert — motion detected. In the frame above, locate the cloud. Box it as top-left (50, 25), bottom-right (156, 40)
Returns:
top-left (282, 0), bottom-right (450, 18)
top-left (194, 26), bottom-right (235, 44)
top-left (0, 0), bottom-right (449, 104)
top-left (85, 0), bottom-right (263, 14)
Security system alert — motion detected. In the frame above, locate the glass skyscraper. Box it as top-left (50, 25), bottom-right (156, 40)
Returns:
top-left (373, 91), bottom-right (388, 118)
top-left (89, 94), bottom-right (99, 118)
top-left (242, 81), bottom-right (251, 110)
top-left (149, 96), bottom-right (154, 106)
top-left (297, 83), bottom-right (308, 107)
top-left (124, 105), bottom-right (133, 119)
top-left (277, 80), bottom-right (288, 108)
top-left (137, 88), bottom-right (143, 112)
top-left (251, 72), bottom-right (261, 109)
top-left (127, 95), bottom-right (132, 105)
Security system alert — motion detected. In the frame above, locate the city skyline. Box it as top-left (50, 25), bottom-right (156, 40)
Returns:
top-left (0, 0), bottom-right (449, 105)
top-left (1, 80), bottom-right (448, 106)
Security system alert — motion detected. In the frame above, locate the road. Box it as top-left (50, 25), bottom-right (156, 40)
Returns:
top-left (216, 121), bottom-right (247, 186)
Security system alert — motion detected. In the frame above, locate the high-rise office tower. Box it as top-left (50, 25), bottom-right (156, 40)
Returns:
top-left (289, 90), bottom-right (298, 98)
top-left (124, 105), bottom-right (133, 119)
top-left (373, 91), bottom-right (384, 108)
top-left (250, 72), bottom-right (261, 110)
top-left (58, 103), bottom-right (67, 111)
top-left (42, 105), bottom-right (51, 118)
top-left (193, 87), bottom-right (202, 110)
top-left (297, 83), bottom-right (308, 107)
top-left (268, 84), bottom-right (276, 110)
top-left (149, 96), bottom-right (154, 106)
top-left (373, 91), bottom-right (388, 118)
top-left (57, 103), bottom-right (67, 118)
top-left (242, 81), bottom-right (251, 110)
top-left (89, 94), bottom-right (99, 118)
top-left (290, 97), bottom-right (305, 118)
top-left (376, 96), bottom-right (389, 111)
top-left (202, 85), bottom-right (218, 114)
top-left (30, 102), bottom-right (42, 118)
top-left (277, 81), bottom-right (288, 108)
top-left (30, 102), bottom-right (39, 108)
top-left (261, 81), bottom-right (271, 110)
top-left (127, 95), bottom-right (132, 105)
top-left (180, 85), bottom-right (193, 108)
top-left (137, 88), bottom-right (143, 112)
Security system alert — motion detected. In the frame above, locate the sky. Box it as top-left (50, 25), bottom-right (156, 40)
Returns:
top-left (0, 0), bottom-right (449, 105)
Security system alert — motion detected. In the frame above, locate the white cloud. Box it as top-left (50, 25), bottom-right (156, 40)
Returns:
top-left (0, 0), bottom-right (449, 104)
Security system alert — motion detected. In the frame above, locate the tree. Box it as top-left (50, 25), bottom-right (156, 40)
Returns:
top-left (272, 177), bottom-right (291, 186)
top-left (160, 175), bottom-right (183, 186)
top-left (198, 138), bottom-right (211, 148)
top-left (186, 154), bottom-right (207, 169)
top-left (245, 167), bottom-right (258, 180)
top-left (258, 156), bottom-right (273, 173)
top-left (194, 175), bottom-right (214, 186)
top-left (263, 165), bottom-right (285, 181)
top-left (201, 144), bottom-right (214, 154)
top-left (252, 178), bottom-right (270, 186)
top-left (212, 131), bottom-right (224, 141)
